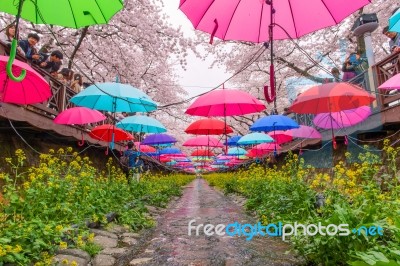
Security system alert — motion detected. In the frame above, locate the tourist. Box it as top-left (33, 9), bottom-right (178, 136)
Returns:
top-left (39, 50), bottom-right (63, 76)
top-left (18, 33), bottom-right (41, 61)
top-left (123, 141), bottom-right (143, 182)
top-left (0, 23), bottom-right (25, 56)
top-left (70, 73), bottom-right (83, 93)
top-left (382, 26), bottom-right (400, 54)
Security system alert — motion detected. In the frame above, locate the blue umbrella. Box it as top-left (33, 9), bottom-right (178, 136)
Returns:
top-left (159, 147), bottom-right (182, 155)
top-left (226, 147), bottom-right (247, 156)
top-left (142, 134), bottom-right (177, 145)
top-left (116, 115), bottom-right (166, 133)
top-left (225, 135), bottom-right (242, 146)
top-left (237, 132), bottom-right (274, 145)
top-left (250, 115), bottom-right (299, 132)
top-left (389, 9), bottom-right (400, 32)
top-left (70, 82), bottom-right (157, 113)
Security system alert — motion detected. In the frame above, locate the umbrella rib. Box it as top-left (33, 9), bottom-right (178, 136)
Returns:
top-left (67, 0), bottom-right (78, 28)
top-left (320, 0), bottom-right (338, 24)
top-left (223, 0), bottom-right (243, 40)
top-left (257, 2), bottom-right (264, 43)
top-left (94, 0), bottom-right (108, 24)
top-left (287, 0), bottom-right (299, 38)
top-left (193, 0), bottom-right (216, 29)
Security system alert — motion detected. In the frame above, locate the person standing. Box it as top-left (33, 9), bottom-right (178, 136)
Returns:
top-left (124, 141), bottom-right (143, 182)
top-left (382, 26), bottom-right (400, 54)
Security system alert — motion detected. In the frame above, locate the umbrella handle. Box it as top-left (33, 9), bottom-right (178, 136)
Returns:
top-left (333, 138), bottom-right (337, 150)
top-left (78, 133), bottom-right (85, 147)
top-left (105, 146), bottom-right (109, 155)
top-left (344, 135), bottom-right (348, 145)
top-left (6, 39), bottom-right (26, 82)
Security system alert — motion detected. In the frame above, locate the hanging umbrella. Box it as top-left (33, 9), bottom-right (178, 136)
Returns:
top-left (70, 83), bottom-right (157, 113)
top-left (237, 132), bottom-right (274, 145)
top-left (53, 107), bottom-right (106, 125)
top-left (289, 82), bottom-right (375, 114)
top-left (179, 0), bottom-right (371, 105)
top-left (89, 124), bottom-right (134, 142)
top-left (185, 89), bottom-right (265, 116)
top-left (183, 136), bottom-right (223, 147)
top-left (116, 115), bottom-right (166, 133)
top-left (250, 115), bottom-right (299, 132)
top-left (378, 73), bottom-right (400, 90)
top-left (253, 143), bottom-right (282, 152)
top-left (225, 135), bottom-right (242, 146)
top-left (142, 134), bottom-right (177, 146)
top-left (191, 149), bottom-right (215, 157)
top-left (313, 106), bottom-right (371, 129)
top-left (247, 148), bottom-right (271, 158)
top-left (0, 55), bottom-right (50, 104)
top-left (179, 0), bottom-right (371, 43)
top-left (289, 125), bottom-right (322, 139)
top-left (226, 147), bottom-right (247, 156)
top-left (134, 142), bottom-right (156, 153)
top-left (267, 130), bottom-right (293, 145)
top-left (185, 118), bottom-right (233, 135)
top-left (159, 147), bottom-right (182, 155)
top-left (0, 0), bottom-right (123, 81)
top-left (389, 8), bottom-right (400, 32)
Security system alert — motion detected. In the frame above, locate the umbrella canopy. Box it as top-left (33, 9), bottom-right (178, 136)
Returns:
top-left (389, 8), bottom-right (400, 32)
top-left (378, 73), bottom-right (400, 90)
top-left (70, 83), bottom-right (157, 113)
top-left (250, 115), bottom-right (299, 132)
top-left (89, 124), bottom-right (134, 142)
top-left (0, 0), bottom-right (123, 29)
top-left (267, 131), bottom-right (293, 145)
top-left (226, 147), bottom-right (247, 156)
top-left (247, 148), bottom-right (271, 158)
top-left (159, 147), bottom-right (182, 155)
top-left (0, 56), bottom-right (50, 104)
top-left (289, 82), bottom-right (375, 114)
top-left (237, 133), bottom-right (274, 145)
top-left (183, 136), bottom-right (224, 147)
top-left (179, 0), bottom-right (371, 43)
top-left (185, 118), bottom-right (233, 135)
top-left (116, 115), bottom-right (166, 133)
top-left (191, 149), bottom-right (215, 157)
top-left (253, 143), bottom-right (282, 152)
top-left (142, 134), bottom-right (177, 145)
top-left (313, 106), bottom-right (371, 129)
top-left (225, 135), bottom-right (242, 146)
top-left (53, 107), bottom-right (106, 125)
top-left (134, 142), bottom-right (156, 153)
top-left (185, 89), bottom-right (265, 116)
top-left (289, 125), bottom-right (322, 139)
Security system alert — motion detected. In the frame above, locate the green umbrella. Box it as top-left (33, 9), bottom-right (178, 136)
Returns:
top-left (1, 0), bottom-right (124, 81)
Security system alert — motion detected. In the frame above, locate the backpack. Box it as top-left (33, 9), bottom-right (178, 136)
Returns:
top-left (119, 155), bottom-right (129, 170)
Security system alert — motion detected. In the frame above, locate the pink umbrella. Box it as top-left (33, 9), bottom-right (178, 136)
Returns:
top-left (313, 106), bottom-right (371, 129)
top-left (183, 136), bottom-right (223, 147)
top-left (179, 0), bottom-right (371, 43)
top-left (378, 73), bottom-right (400, 90)
top-left (53, 107), bottom-right (106, 125)
top-left (0, 55), bottom-right (51, 104)
top-left (289, 125), bottom-right (322, 139)
top-left (267, 130), bottom-right (293, 145)
top-left (253, 143), bottom-right (282, 152)
top-left (185, 89), bottom-right (265, 117)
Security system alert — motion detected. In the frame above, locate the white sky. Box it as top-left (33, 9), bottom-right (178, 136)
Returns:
top-left (162, 0), bottom-right (231, 98)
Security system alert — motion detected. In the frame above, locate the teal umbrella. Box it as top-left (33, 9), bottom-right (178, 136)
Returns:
top-left (237, 132), bottom-right (274, 145)
top-left (1, 0), bottom-right (123, 81)
top-left (116, 115), bottom-right (166, 133)
top-left (389, 9), bottom-right (400, 33)
top-left (70, 83), bottom-right (157, 113)
top-left (226, 147), bottom-right (247, 156)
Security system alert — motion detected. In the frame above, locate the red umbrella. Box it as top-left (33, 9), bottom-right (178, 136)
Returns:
top-left (0, 55), bottom-right (51, 104)
top-left (185, 118), bottom-right (233, 135)
top-left (191, 149), bottom-right (215, 157)
top-left (89, 124), bottom-right (134, 142)
top-left (134, 142), bottom-right (156, 153)
top-left (267, 130), bottom-right (293, 145)
top-left (289, 82), bottom-right (375, 114)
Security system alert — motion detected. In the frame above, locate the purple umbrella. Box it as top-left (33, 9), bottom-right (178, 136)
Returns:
top-left (142, 134), bottom-right (177, 146)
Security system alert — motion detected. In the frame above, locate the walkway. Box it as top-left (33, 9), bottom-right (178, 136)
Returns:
top-left (130, 178), bottom-right (301, 265)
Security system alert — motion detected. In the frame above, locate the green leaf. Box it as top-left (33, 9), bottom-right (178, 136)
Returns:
top-left (370, 251), bottom-right (389, 263)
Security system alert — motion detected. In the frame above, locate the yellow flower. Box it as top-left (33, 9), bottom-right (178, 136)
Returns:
top-left (70, 261), bottom-right (78, 266)
top-left (67, 147), bottom-right (73, 153)
top-left (62, 258), bottom-right (69, 264)
top-left (59, 241), bottom-right (68, 250)
top-left (13, 245), bottom-right (22, 253)
top-left (56, 225), bottom-right (63, 232)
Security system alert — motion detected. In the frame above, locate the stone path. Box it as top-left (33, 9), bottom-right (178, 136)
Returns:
top-left (53, 178), bottom-right (302, 265)
top-left (130, 178), bottom-right (302, 266)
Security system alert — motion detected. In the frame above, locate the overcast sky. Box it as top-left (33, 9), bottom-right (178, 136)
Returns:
top-left (162, 0), bottom-right (231, 98)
